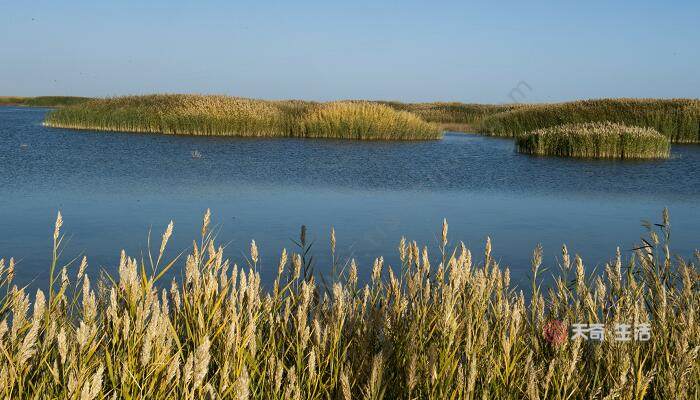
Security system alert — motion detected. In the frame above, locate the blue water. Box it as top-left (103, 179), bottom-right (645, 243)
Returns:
top-left (1, 106), bottom-right (698, 289)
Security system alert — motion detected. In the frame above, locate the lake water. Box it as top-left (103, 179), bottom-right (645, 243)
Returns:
top-left (1, 106), bottom-right (698, 289)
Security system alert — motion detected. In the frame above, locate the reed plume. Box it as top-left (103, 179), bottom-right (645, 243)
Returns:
top-left (0, 209), bottom-right (696, 398)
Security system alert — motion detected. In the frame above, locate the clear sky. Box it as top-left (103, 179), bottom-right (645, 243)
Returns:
top-left (1, 0), bottom-right (698, 103)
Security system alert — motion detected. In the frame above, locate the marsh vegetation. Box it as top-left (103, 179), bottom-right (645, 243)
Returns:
top-left (33, 94), bottom-right (700, 153)
top-left (0, 96), bottom-right (92, 107)
top-left (516, 122), bottom-right (671, 159)
top-left (380, 101), bottom-right (524, 132)
top-left (0, 97), bottom-right (26, 105)
top-left (0, 210), bottom-right (697, 398)
top-left (479, 99), bottom-right (700, 143)
top-left (44, 95), bottom-right (442, 140)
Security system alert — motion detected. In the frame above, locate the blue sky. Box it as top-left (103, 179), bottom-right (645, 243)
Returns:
top-left (1, 0), bottom-right (698, 103)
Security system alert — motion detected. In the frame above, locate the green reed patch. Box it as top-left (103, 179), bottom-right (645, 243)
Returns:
top-left (0, 209), bottom-right (697, 398)
top-left (516, 122), bottom-right (670, 159)
top-left (0, 96), bottom-right (27, 105)
top-left (44, 94), bottom-right (441, 140)
top-left (479, 98), bottom-right (700, 143)
top-left (22, 96), bottom-right (93, 107)
top-left (1, 96), bottom-right (92, 107)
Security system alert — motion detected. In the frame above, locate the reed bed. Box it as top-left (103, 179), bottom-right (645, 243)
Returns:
top-left (0, 96), bottom-right (27, 106)
top-left (516, 122), bottom-right (671, 159)
top-left (45, 95), bottom-right (291, 137)
top-left (298, 101), bottom-right (441, 140)
top-left (22, 96), bottom-right (93, 107)
top-left (381, 101), bottom-right (523, 132)
top-left (0, 209), bottom-right (697, 399)
top-left (479, 98), bottom-right (700, 143)
top-left (44, 95), bottom-right (441, 140)
top-left (0, 96), bottom-right (92, 107)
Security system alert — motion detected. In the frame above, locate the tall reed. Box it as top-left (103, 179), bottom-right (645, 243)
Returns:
top-left (0, 210), bottom-right (697, 398)
top-left (479, 98), bottom-right (700, 143)
top-left (45, 94), bottom-right (290, 136)
top-left (44, 95), bottom-right (441, 140)
top-left (296, 101), bottom-right (441, 139)
top-left (516, 122), bottom-right (671, 159)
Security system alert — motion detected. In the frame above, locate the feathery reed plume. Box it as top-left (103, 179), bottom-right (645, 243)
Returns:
top-left (0, 210), bottom-right (696, 398)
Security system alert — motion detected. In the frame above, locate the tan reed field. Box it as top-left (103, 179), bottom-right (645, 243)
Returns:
top-left (39, 95), bottom-right (700, 145)
top-left (381, 101), bottom-right (524, 132)
top-left (297, 101), bottom-right (441, 140)
top-left (516, 122), bottom-right (671, 159)
top-left (0, 209), bottom-right (697, 399)
top-left (44, 95), bottom-right (442, 140)
top-left (45, 95), bottom-right (292, 136)
top-left (479, 98), bottom-right (700, 143)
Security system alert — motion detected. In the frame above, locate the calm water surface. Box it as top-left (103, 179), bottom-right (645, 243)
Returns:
top-left (1, 107), bottom-right (698, 288)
